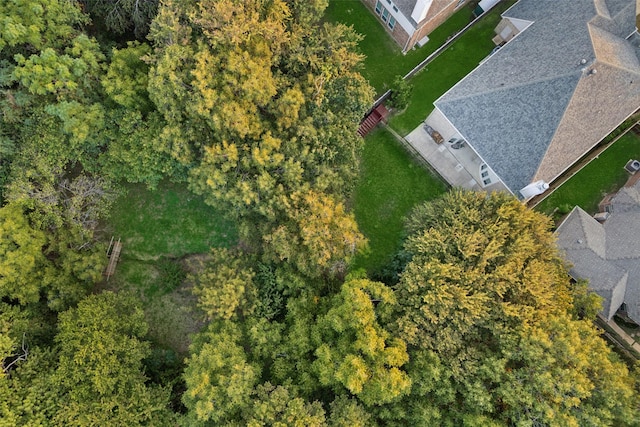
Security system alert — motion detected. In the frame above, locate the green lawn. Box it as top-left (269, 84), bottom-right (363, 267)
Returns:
top-left (104, 182), bottom-right (237, 354)
top-left (353, 128), bottom-right (447, 272)
top-left (389, 1), bottom-right (516, 135)
top-left (108, 182), bottom-right (237, 261)
top-left (324, 0), bottom-right (474, 94)
top-left (535, 132), bottom-right (640, 217)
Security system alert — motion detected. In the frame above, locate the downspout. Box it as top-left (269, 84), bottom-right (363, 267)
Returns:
top-left (403, 30), bottom-right (414, 53)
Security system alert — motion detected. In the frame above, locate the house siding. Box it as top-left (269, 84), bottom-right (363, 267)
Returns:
top-left (362, 0), bottom-right (470, 52)
top-left (361, 0), bottom-right (413, 49)
top-left (407, 0), bottom-right (470, 50)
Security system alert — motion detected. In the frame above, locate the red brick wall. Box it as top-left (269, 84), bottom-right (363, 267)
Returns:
top-left (360, 0), bottom-right (411, 50)
top-left (359, 0), bottom-right (470, 52)
top-left (407, 0), bottom-right (470, 50)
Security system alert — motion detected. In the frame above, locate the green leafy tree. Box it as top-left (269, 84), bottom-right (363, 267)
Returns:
top-left (262, 190), bottom-right (366, 279)
top-left (0, 202), bottom-right (50, 305)
top-left (327, 395), bottom-right (373, 427)
top-left (388, 189), bottom-right (640, 425)
top-left (0, 347), bottom-right (60, 426)
top-left (496, 313), bottom-right (638, 426)
top-left (182, 320), bottom-right (260, 425)
top-left (243, 383), bottom-right (326, 427)
top-left (1, 171), bottom-right (111, 311)
top-left (0, 293), bottom-right (174, 425)
top-left (147, 0), bottom-right (373, 277)
top-left (0, 0), bottom-right (86, 53)
top-left (396, 190), bottom-right (572, 354)
top-left (100, 108), bottom-right (181, 188)
top-left (312, 278), bottom-right (410, 406)
top-left (101, 42), bottom-right (153, 111)
top-left (53, 292), bottom-right (175, 425)
top-left (12, 34), bottom-right (105, 100)
top-left (191, 248), bottom-right (256, 321)
top-left (82, 0), bottom-right (158, 38)
top-left (387, 75), bottom-right (412, 110)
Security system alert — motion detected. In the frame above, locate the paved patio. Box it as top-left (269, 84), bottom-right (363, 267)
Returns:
top-left (405, 124), bottom-right (509, 193)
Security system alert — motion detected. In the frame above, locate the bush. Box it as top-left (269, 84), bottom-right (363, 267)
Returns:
top-left (151, 257), bottom-right (186, 297)
top-left (387, 75), bottom-right (413, 110)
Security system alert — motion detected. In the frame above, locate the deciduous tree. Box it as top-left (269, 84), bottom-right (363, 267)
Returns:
top-left (312, 278), bottom-right (410, 406)
top-left (0, 202), bottom-right (50, 305)
top-left (53, 292), bottom-right (175, 425)
top-left (262, 190), bottom-right (366, 279)
top-left (191, 248), bottom-right (256, 321)
top-left (389, 189), bottom-right (640, 425)
top-left (182, 320), bottom-right (260, 425)
top-left (82, 0), bottom-right (158, 38)
top-left (147, 0), bottom-right (373, 278)
top-left (243, 383), bottom-right (326, 427)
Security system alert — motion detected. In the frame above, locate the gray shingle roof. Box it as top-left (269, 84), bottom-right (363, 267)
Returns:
top-left (394, 0), bottom-right (418, 23)
top-left (435, 0), bottom-right (640, 194)
top-left (556, 179), bottom-right (640, 321)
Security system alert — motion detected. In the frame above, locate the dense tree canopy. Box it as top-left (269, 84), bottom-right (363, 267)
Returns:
top-left (385, 190), bottom-right (640, 426)
top-left (2, 0), bottom-right (638, 425)
top-left (82, 0), bottom-right (158, 38)
top-left (147, 0), bottom-right (373, 273)
top-left (0, 293), bottom-right (175, 425)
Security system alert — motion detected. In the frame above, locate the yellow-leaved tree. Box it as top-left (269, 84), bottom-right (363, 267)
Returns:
top-left (147, 0), bottom-right (373, 278)
top-left (383, 189), bottom-right (639, 426)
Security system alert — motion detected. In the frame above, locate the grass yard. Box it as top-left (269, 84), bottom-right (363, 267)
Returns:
top-left (353, 128), bottom-right (447, 272)
top-left (324, 0), bottom-right (474, 94)
top-left (389, 0), bottom-right (516, 135)
top-left (104, 182), bottom-right (237, 354)
top-left (108, 182), bottom-right (237, 261)
top-left (535, 131), bottom-right (640, 217)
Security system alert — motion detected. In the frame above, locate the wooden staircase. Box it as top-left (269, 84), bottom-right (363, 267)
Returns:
top-left (357, 104), bottom-right (390, 137)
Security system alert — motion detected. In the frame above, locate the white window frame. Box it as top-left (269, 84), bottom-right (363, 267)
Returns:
top-left (388, 16), bottom-right (396, 30)
top-left (375, 0), bottom-right (382, 15)
top-left (381, 8), bottom-right (389, 23)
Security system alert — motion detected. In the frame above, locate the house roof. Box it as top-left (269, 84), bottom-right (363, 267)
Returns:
top-left (435, 0), bottom-right (640, 194)
top-left (394, 0), bottom-right (419, 24)
top-left (556, 178), bottom-right (640, 321)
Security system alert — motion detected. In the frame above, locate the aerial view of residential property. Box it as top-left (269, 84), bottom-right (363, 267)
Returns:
top-left (2, 0), bottom-right (640, 425)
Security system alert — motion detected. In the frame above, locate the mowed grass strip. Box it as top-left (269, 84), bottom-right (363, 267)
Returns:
top-left (389, 0), bottom-right (516, 135)
top-left (108, 182), bottom-right (237, 260)
top-left (324, 0), bottom-right (473, 95)
top-left (536, 131), bottom-right (640, 216)
top-left (353, 128), bottom-right (447, 272)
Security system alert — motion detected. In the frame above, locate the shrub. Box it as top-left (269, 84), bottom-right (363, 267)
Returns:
top-left (387, 75), bottom-right (413, 110)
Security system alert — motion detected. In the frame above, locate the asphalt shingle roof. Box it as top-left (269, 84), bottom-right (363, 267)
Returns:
top-left (394, 0), bottom-right (418, 23)
top-left (556, 179), bottom-right (640, 321)
top-left (435, 0), bottom-right (640, 194)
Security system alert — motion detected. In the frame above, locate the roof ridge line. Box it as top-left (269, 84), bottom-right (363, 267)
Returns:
top-left (531, 66), bottom-right (593, 184)
top-left (588, 22), bottom-right (640, 74)
top-left (437, 70), bottom-right (582, 104)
